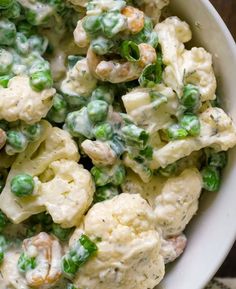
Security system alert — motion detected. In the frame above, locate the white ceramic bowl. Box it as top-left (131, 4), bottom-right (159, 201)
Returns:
top-left (157, 1), bottom-right (236, 289)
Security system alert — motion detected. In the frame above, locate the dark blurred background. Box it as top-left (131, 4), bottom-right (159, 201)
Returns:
top-left (209, 0), bottom-right (236, 278)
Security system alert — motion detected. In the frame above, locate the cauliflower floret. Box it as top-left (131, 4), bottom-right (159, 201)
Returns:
top-left (0, 76), bottom-right (55, 124)
top-left (154, 168), bottom-right (202, 237)
top-left (41, 160), bottom-right (95, 228)
top-left (122, 85), bottom-right (178, 133)
top-left (160, 234), bottom-right (187, 264)
top-left (155, 17), bottom-right (216, 101)
top-left (0, 121), bottom-right (80, 224)
top-left (81, 140), bottom-right (117, 166)
top-left (121, 169), bottom-right (166, 207)
top-left (151, 107), bottom-right (236, 169)
top-left (70, 193), bottom-right (165, 289)
top-left (61, 58), bottom-right (97, 97)
top-left (0, 250), bottom-right (29, 289)
top-left (138, 0), bottom-right (169, 23)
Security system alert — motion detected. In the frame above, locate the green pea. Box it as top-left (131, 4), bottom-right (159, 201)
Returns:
top-left (11, 174), bottom-right (35, 197)
top-left (181, 84), bottom-right (201, 112)
top-left (0, 48), bottom-right (13, 75)
top-left (0, 211), bottom-right (8, 232)
top-left (52, 223), bottom-right (73, 242)
top-left (0, 18), bottom-right (16, 46)
top-left (6, 130), bottom-right (28, 153)
top-left (65, 107), bottom-right (93, 139)
top-left (0, 0), bottom-right (14, 9)
top-left (158, 163), bottom-right (177, 177)
top-left (102, 12), bottom-right (126, 38)
top-left (206, 149), bottom-right (228, 169)
top-left (1, 2), bottom-right (21, 20)
top-left (179, 114), bottom-right (201, 137)
top-left (87, 100), bottom-right (109, 123)
top-left (28, 35), bottom-right (48, 55)
top-left (18, 253), bottom-right (36, 273)
top-left (166, 124), bottom-right (188, 140)
top-left (94, 185), bottom-right (119, 203)
top-left (0, 74), bottom-right (12, 87)
top-left (30, 70), bottom-right (53, 91)
top-left (121, 124), bottom-right (149, 149)
top-left (17, 21), bottom-right (36, 37)
top-left (91, 84), bottom-right (115, 104)
top-left (21, 123), bottom-right (42, 142)
top-left (82, 15), bottom-right (102, 36)
top-left (47, 93), bottom-right (67, 123)
top-left (120, 40), bottom-right (140, 62)
top-left (201, 166), bottom-right (221, 192)
top-left (64, 93), bottom-right (87, 110)
top-left (15, 32), bottom-right (29, 55)
top-left (91, 166), bottom-right (110, 187)
top-left (91, 36), bottom-right (114, 56)
top-left (62, 234), bottom-right (98, 278)
top-left (93, 123), bottom-right (113, 141)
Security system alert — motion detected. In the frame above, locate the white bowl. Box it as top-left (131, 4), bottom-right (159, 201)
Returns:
top-left (157, 1), bottom-right (236, 289)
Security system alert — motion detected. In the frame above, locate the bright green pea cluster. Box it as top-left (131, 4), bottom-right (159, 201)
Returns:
top-left (200, 149), bottom-right (227, 192)
top-left (10, 173), bottom-right (35, 198)
top-left (29, 60), bottom-right (53, 91)
top-left (166, 113), bottom-right (201, 141)
top-left (87, 100), bottom-right (109, 123)
top-left (5, 122), bottom-right (43, 155)
top-left (93, 123), bottom-right (113, 141)
top-left (181, 84), bottom-right (201, 112)
top-left (83, 12), bottom-right (126, 39)
top-left (62, 234), bottom-right (98, 278)
top-left (91, 164), bottom-right (126, 187)
top-left (17, 252), bottom-right (37, 273)
top-left (201, 166), bottom-right (220, 192)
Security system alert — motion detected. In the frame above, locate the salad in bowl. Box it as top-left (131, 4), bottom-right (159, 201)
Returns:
top-left (0, 0), bottom-right (235, 288)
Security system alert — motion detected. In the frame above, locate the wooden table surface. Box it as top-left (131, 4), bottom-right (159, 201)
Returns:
top-left (209, 0), bottom-right (236, 278)
top-left (210, 0), bottom-right (236, 40)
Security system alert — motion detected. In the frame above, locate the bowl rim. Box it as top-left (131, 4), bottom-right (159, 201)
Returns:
top-left (192, 1), bottom-right (236, 286)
